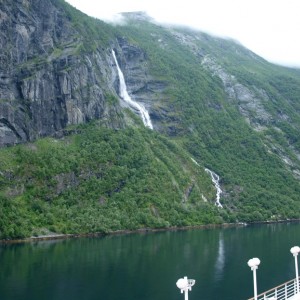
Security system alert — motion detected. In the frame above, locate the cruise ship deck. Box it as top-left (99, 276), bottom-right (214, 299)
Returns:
top-left (177, 246), bottom-right (300, 300)
top-left (247, 277), bottom-right (300, 300)
top-left (246, 246), bottom-right (300, 300)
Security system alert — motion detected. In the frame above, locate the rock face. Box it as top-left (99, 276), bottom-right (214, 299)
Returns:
top-left (112, 37), bottom-right (167, 127)
top-left (0, 0), bottom-right (160, 147)
top-left (201, 56), bottom-right (272, 130)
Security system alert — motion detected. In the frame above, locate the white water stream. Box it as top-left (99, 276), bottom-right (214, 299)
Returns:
top-left (191, 158), bottom-right (223, 208)
top-left (205, 168), bottom-right (223, 208)
top-left (112, 50), bottom-right (153, 129)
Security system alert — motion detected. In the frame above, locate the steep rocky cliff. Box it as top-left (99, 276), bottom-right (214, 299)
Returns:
top-left (115, 37), bottom-right (167, 128)
top-left (0, 0), bottom-right (110, 145)
top-left (0, 0), bottom-right (163, 146)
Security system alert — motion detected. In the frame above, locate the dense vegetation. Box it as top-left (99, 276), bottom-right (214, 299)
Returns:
top-left (0, 123), bottom-right (224, 239)
top-left (116, 18), bottom-right (300, 220)
top-left (1, 1), bottom-right (300, 240)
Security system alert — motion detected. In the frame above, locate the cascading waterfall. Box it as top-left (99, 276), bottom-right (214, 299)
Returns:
top-left (191, 158), bottom-right (223, 208)
top-left (112, 49), bottom-right (153, 129)
top-left (205, 168), bottom-right (223, 208)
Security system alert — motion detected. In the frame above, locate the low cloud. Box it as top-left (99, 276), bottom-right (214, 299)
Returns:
top-left (66, 0), bottom-right (300, 67)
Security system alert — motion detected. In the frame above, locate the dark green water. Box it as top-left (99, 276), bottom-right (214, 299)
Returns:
top-left (1, 223), bottom-right (300, 300)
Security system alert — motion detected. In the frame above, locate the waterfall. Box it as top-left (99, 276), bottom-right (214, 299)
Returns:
top-left (191, 158), bottom-right (223, 208)
top-left (112, 49), bottom-right (153, 129)
top-left (205, 168), bottom-right (223, 208)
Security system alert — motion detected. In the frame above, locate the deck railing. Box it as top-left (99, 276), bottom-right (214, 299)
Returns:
top-left (248, 277), bottom-right (300, 300)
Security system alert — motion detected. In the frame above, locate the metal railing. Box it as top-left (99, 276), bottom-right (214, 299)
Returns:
top-left (248, 277), bottom-right (300, 300)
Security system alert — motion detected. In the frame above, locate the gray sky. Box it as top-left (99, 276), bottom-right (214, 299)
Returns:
top-left (65, 0), bottom-right (300, 68)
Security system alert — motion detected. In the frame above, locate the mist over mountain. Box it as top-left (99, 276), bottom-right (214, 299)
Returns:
top-left (1, 0), bottom-right (300, 239)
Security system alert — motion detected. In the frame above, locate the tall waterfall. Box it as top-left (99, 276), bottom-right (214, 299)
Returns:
top-left (112, 49), bottom-right (153, 129)
top-left (191, 158), bottom-right (223, 208)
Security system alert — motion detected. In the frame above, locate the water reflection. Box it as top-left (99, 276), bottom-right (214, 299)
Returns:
top-left (214, 232), bottom-right (225, 281)
top-left (0, 223), bottom-right (300, 300)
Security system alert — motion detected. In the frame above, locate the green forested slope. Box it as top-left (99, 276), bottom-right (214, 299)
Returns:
top-left (116, 16), bottom-right (300, 221)
top-left (1, 2), bottom-right (300, 240)
top-left (0, 123), bottom-right (222, 239)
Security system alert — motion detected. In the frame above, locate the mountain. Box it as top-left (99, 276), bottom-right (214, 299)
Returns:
top-left (1, 0), bottom-right (300, 239)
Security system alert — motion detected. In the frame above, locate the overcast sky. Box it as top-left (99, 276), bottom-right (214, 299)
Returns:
top-left (65, 0), bottom-right (300, 68)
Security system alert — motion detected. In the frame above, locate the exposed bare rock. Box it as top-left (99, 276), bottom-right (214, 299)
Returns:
top-left (201, 56), bottom-right (272, 129)
top-left (0, 0), bottom-right (123, 146)
top-left (113, 38), bottom-right (167, 129)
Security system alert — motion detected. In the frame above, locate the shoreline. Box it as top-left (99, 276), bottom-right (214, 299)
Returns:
top-left (1, 219), bottom-right (299, 245)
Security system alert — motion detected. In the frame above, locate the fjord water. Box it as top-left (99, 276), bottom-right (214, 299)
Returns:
top-left (1, 223), bottom-right (300, 300)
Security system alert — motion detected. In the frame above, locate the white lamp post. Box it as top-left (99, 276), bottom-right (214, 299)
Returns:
top-left (176, 276), bottom-right (195, 300)
top-left (248, 257), bottom-right (261, 300)
top-left (290, 246), bottom-right (300, 294)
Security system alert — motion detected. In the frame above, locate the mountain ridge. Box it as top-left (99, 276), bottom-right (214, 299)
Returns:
top-left (1, 0), bottom-right (300, 239)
